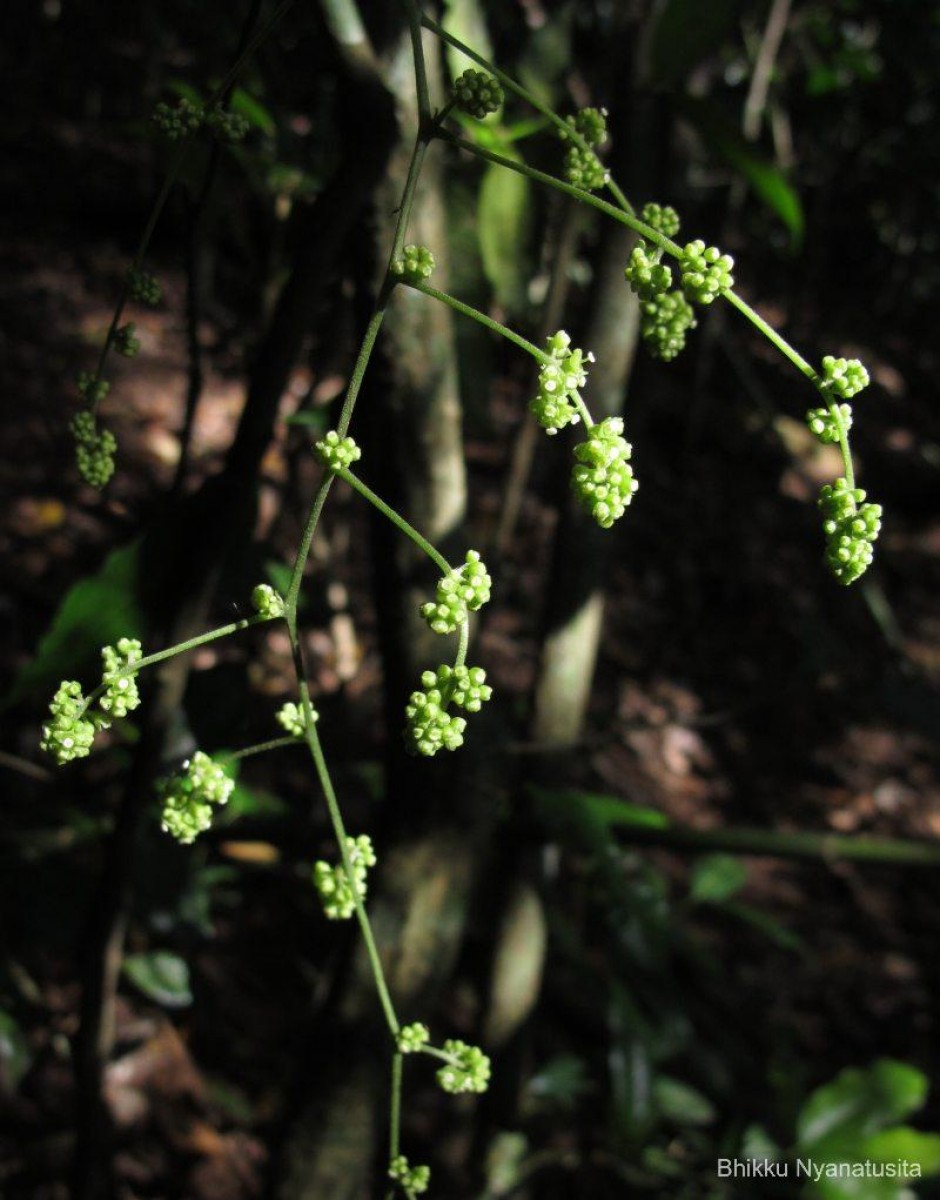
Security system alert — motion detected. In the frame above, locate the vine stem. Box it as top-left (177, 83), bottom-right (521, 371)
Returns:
top-left (419, 10), bottom-right (636, 217)
top-left (303, 716), bottom-right (400, 1036)
top-left (223, 735), bottom-right (298, 762)
top-left (340, 468), bottom-right (453, 576)
top-left (406, 279), bottom-right (546, 360)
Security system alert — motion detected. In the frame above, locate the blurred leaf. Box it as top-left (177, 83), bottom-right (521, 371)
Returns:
top-left (484, 1132), bottom-right (529, 1195)
top-left (5, 540), bottom-right (143, 709)
top-left (741, 1123), bottom-right (782, 1161)
top-left (443, 0), bottom-right (494, 81)
top-left (797, 1061), bottom-right (928, 1151)
top-left (123, 951), bottom-right (193, 1009)
top-left (653, 1075), bottom-right (716, 1126)
top-left (478, 153), bottom-right (533, 311)
top-left (722, 901), bottom-right (805, 953)
top-left (525, 1054), bottom-right (592, 1110)
top-left (689, 854), bottom-right (748, 905)
top-left (865, 1126), bottom-right (940, 1175)
top-left (0, 1010), bottom-right (31, 1089)
top-left (220, 778), bottom-right (288, 822)
top-left (284, 408), bottom-right (328, 430)
top-left (678, 97), bottom-right (804, 246)
top-left (531, 786), bottom-right (669, 838)
top-left (230, 87), bottom-right (276, 135)
top-left (648, 0), bottom-right (742, 89)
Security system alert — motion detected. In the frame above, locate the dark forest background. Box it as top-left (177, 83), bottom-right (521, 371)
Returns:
top-left (2, 1), bottom-right (940, 1197)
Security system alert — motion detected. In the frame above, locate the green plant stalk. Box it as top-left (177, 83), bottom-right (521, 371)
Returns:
top-left (389, 1050), bottom-right (404, 1170)
top-left (419, 11), bottom-right (636, 217)
top-left (224, 735), bottom-right (298, 761)
top-left (81, 612), bottom-right (277, 713)
top-left (407, 279), bottom-right (545, 360)
top-left (340, 468), bottom-right (453, 576)
top-left (439, 129), bottom-right (856, 486)
top-left (304, 715), bottom-right (400, 1035)
top-left (609, 821), bottom-right (940, 866)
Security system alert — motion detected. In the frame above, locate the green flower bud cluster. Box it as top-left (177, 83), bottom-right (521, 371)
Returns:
top-left (639, 290), bottom-right (697, 361)
top-left (679, 240), bottom-right (734, 305)
top-left (205, 106), bottom-right (250, 144)
top-left (127, 266), bottom-right (162, 306)
top-left (563, 145), bottom-right (608, 192)
top-left (561, 106), bottom-right (608, 148)
top-left (314, 430), bottom-right (361, 472)
top-left (436, 1039), bottom-right (491, 1094)
top-left (420, 550), bottom-right (491, 635)
top-left (452, 68), bottom-right (503, 119)
top-left (159, 751), bottom-right (234, 844)
top-left (571, 417), bottom-right (638, 528)
top-left (404, 665), bottom-right (492, 757)
top-left (313, 834), bottom-right (377, 920)
top-left (818, 477), bottom-right (882, 585)
top-left (114, 322), bottom-right (141, 357)
top-left (40, 682), bottom-right (100, 764)
top-left (152, 98), bottom-right (204, 140)
top-left (806, 403), bottom-right (853, 444)
top-left (71, 411), bottom-right (117, 489)
top-left (530, 331), bottom-right (594, 436)
top-left (276, 700), bottom-right (317, 738)
top-left (641, 201), bottom-right (681, 239)
top-left (77, 372), bottom-right (110, 405)
top-left (624, 244), bottom-right (672, 301)
top-left (820, 355), bottom-right (870, 399)
top-left (99, 638), bottom-right (142, 718)
top-left (389, 1155), bottom-right (430, 1197)
top-left (391, 244), bottom-right (436, 283)
top-left (251, 583), bottom-right (286, 619)
top-left (396, 1022), bottom-right (430, 1053)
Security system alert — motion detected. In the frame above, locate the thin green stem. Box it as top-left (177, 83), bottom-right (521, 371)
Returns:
top-left (340, 468), bottom-right (453, 576)
top-left (827, 401), bottom-right (856, 490)
top-left (223, 735), bottom-right (298, 762)
top-left (304, 719), bottom-right (400, 1036)
top-left (337, 307), bottom-right (388, 436)
top-left (406, 279), bottom-right (545, 360)
top-left (419, 10), bottom-right (635, 217)
top-left (571, 392), bottom-right (594, 430)
top-left (389, 1051), bottom-right (404, 1161)
top-left (403, 0), bottom-right (432, 122)
top-left (285, 476), bottom-right (334, 627)
top-left (454, 618), bottom-right (469, 671)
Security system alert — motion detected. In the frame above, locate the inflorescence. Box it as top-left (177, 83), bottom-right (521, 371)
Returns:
top-left (159, 752), bottom-right (234, 844)
top-left (559, 106), bottom-right (609, 192)
top-left (314, 430), bottom-right (361, 472)
top-left (818, 477), bottom-right (882, 586)
top-left (313, 834), bottom-right (377, 920)
top-left (572, 417), bottom-right (638, 528)
top-left (404, 665), bottom-right (492, 757)
top-left (530, 330), bottom-right (593, 435)
top-left (391, 244), bottom-right (436, 284)
top-left (452, 68), bottom-right (503, 120)
top-left (420, 551), bottom-right (491, 634)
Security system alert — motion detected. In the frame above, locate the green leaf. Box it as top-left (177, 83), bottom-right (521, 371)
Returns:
top-left (653, 1075), bottom-right (716, 1126)
top-left (123, 951), bottom-right (193, 1009)
top-left (689, 854), bottom-right (748, 904)
top-left (478, 152), bottom-right (533, 311)
top-left (525, 1054), bottom-right (592, 1110)
top-left (722, 900), bottom-right (805, 953)
top-left (230, 88), bottom-right (276, 136)
top-left (648, 0), bottom-right (742, 90)
top-left (678, 97), bottom-right (804, 246)
top-left (797, 1061), bottom-right (929, 1151)
top-left (5, 540), bottom-right (143, 710)
top-left (865, 1126), bottom-right (940, 1176)
top-left (219, 779), bottom-right (287, 822)
top-left (284, 408), bottom-right (328, 430)
top-left (0, 1010), bottom-right (32, 1088)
